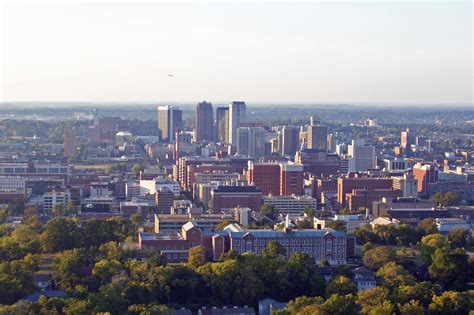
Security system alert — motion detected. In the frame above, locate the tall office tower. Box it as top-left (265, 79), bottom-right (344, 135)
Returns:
top-left (216, 107), bottom-right (229, 143)
top-left (228, 101), bottom-right (247, 144)
top-left (413, 162), bottom-right (439, 196)
top-left (307, 116), bottom-right (328, 151)
top-left (347, 140), bottom-right (376, 172)
top-left (196, 101), bottom-right (213, 142)
top-left (280, 126), bottom-right (300, 157)
top-left (400, 128), bottom-right (416, 149)
top-left (327, 133), bottom-right (337, 153)
top-left (157, 105), bottom-right (182, 143)
top-left (92, 108), bottom-right (99, 126)
top-left (236, 126), bottom-right (266, 158)
top-left (64, 128), bottom-right (76, 158)
top-left (392, 172), bottom-right (418, 198)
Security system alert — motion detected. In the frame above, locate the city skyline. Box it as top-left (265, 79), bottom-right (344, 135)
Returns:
top-left (1, 1), bottom-right (472, 104)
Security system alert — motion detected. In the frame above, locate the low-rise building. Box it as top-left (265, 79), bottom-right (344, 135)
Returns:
top-left (154, 213), bottom-right (234, 234)
top-left (334, 214), bottom-right (370, 233)
top-left (43, 190), bottom-right (70, 212)
top-left (262, 194), bottom-right (317, 217)
top-left (436, 218), bottom-right (471, 233)
top-left (141, 178), bottom-right (180, 196)
top-left (353, 266), bottom-right (376, 291)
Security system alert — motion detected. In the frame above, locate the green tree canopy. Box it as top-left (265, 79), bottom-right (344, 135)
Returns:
top-left (188, 245), bottom-right (207, 269)
top-left (363, 246), bottom-right (396, 271)
top-left (325, 275), bottom-right (357, 298)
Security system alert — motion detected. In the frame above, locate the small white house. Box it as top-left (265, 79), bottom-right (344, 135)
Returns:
top-left (353, 266), bottom-right (376, 291)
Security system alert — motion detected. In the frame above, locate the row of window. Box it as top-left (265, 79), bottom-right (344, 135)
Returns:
top-left (233, 244), bottom-right (346, 254)
top-left (233, 238), bottom-right (345, 246)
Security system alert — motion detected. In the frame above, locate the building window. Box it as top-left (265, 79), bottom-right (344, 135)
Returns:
top-left (326, 240), bottom-right (332, 252)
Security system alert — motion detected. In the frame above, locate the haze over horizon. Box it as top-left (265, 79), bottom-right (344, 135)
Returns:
top-left (1, 1), bottom-right (473, 105)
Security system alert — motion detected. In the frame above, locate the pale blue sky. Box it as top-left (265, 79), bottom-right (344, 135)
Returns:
top-left (1, 1), bottom-right (472, 104)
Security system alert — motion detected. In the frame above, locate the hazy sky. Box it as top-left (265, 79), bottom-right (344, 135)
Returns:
top-left (1, 1), bottom-right (472, 104)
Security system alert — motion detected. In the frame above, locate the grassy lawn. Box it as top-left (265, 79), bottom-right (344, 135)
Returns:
top-left (38, 253), bottom-right (56, 273)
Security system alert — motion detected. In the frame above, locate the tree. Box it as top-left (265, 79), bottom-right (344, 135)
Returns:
top-left (296, 219), bottom-right (312, 229)
top-left (419, 233), bottom-right (449, 265)
top-left (131, 213), bottom-right (144, 230)
top-left (0, 259), bottom-right (36, 304)
top-left (398, 300), bottom-right (425, 315)
top-left (93, 259), bottom-right (122, 282)
top-left (433, 192), bottom-right (460, 207)
top-left (376, 262), bottom-right (415, 287)
top-left (354, 225), bottom-right (380, 245)
top-left (319, 259), bottom-right (330, 267)
top-left (63, 298), bottom-right (90, 315)
top-left (325, 275), bottom-right (357, 298)
top-left (23, 206), bottom-right (39, 219)
top-left (188, 245), bottom-right (207, 269)
top-left (428, 291), bottom-right (472, 315)
top-left (132, 163), bottom-right (144, 175)
top-left (363, 246), bottom-right (396, 271)
top-left (356, 286), bottom-right (389, 315)
top-left (40, 218), bottom-right (82, 252)
top-left (364, 301), bottom-right (394, 315)
top-left (395, 224), bottom-right (424, 246)
top-left (215, 219), bottom-right (236, 230)
top-left (326, 220), bottom-right (346, 231)
top-left (53, 248), bottom-right (90, 290)
top-left (263, 241), bottom-right (286, 259)
top-left (428, 247), bottom-right (471, 290)
top-left (321, 294), bottom-right (357, 315)
top-left (52, 203), bottom-right (65, 217)
top-left (394, 281), bottom-right (441, 307)
top-left (88, 283), bottom-right (130, 314)
top-left (128, 303), bottom-right (173, 315)
top-left (304, 207), bottom-right (315, 218)
top-left (65, 201), bottom-right (77, 217)
top-left (260, 204), bottom-right (276, 220)
top-left (281, 295), bottom-right (324, 314)
top-left (419, 218), bottom-right (437, 235)
top-left (448, 228), bottom-right (468, 248)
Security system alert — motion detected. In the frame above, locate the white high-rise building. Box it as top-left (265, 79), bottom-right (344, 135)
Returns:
top-left (228, 101), bottom-right (247, 144)
top-left (236, 126), bottom-right (266, 158)
top-left (348, 140), bottom-right (376, 172)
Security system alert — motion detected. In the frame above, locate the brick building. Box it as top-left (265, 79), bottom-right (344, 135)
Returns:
top-left (280, 163), bottom-right (304, 195)
top-left (345, 188), bottom-right (402, 211)
top-left (155, 188), bottom-right (175, 214)
top-left (139, 222), bottom-right (355, 265)
top-left (337, 176), bottom-right (393, 208)
top-left (247, 162), bottom-right (281, 196)
top-left (211, 186), bottom-right (262, 212)
top-left (412, 162), bottom-right (439, 196)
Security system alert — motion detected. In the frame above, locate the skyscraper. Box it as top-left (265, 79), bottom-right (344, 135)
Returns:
top-left (196, 101), bottom-right (213, 142)
top-left (280, 126), bottom-right (300, 157)
top-left (236, 126), bottom-right (266, 158)
top-left (157, 105), bottom-right (182, 143)
top-left (347, 139), bottom-right (376, 172)
top-left (307, 116), bottom-right (328, 151)
top-left (216, 107), bottom-right (229, 143)
top-left (64, 128), bottom-right (76, 158)
top-left (228, 101), bottom-right (247, 144)
top-left (401, 128), bottom-right (416, 149)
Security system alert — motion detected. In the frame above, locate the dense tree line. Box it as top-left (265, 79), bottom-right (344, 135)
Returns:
top-left (0, 214), bottom-right (473, 314)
